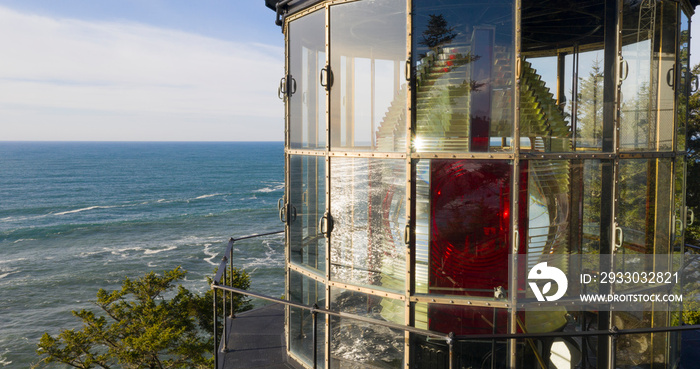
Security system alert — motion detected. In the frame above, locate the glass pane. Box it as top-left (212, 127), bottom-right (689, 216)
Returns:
top-left (330, 288), bottom-right (404, 369)
top-left (413, 303), bottom-right (510, 368)
top-left (582, 160), bottom-right (603, 253)
top-left (289, 155), bottom-right (326, 273)
top-left (574, 50), bottom-right (605, 151)
top-left (620, 0), bottom-right (677, 151)
top-left (673, 158), bottom-right (685, 251)
top-left (289, 10), bottom-right (326, 150)
top-left (428, 160), bottom-right (511, 297)
top-left (289, 270), bottom-right (325, 368)
top-left (330, 158), bottom-right (406, 292)
top-left (520, 0), bottom-right (605, 152)
top-left (524, 160), bottom-right (572, 267)
top-left (413, 0), bottom-right (514, 152)
top-left (611, 310), bottom-right (670, 368)
top-left (520, 56), bottom-right (572, 152)
top-left (678, 12), bottom-right (690, 152)
top-left (616, 159), bottom-right (672, 256)
top-left (414, 160), bottom-right (430, 294)
top-left (330, 0), bottom-right (407, 152)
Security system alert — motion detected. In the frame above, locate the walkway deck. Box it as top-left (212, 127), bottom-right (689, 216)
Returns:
top-left (219, 304), bottom-right (295, 369)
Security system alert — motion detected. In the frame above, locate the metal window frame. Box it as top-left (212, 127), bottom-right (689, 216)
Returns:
top-left (280, 0), bottom-right (691, 368)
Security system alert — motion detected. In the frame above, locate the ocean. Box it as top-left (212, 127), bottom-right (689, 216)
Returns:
top-left (0, 141), bottom-right (286, 368)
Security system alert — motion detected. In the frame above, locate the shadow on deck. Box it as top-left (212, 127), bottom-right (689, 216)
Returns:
top-left (218, 304), bottom-right (297, 369)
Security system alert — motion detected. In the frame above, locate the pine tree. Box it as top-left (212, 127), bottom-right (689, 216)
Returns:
top-left (576, 58), bottom-right (604, 148)
top-left (35, 266), bottom-right (251, 369)
top-left (419, 14), bottom-right (457, 51)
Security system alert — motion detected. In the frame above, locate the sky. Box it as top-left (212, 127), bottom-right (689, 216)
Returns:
top-left (0, 1), bottom-right (286, 141)
top-left (0, 1), bottom-right (699, 141)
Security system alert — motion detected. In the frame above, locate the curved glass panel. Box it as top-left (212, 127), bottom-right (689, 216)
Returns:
top-left (673, 158), bottom-right (685, 251)
top-left (289, 10), bottom-right (326, 150)
top-left (616, 158), bottom-right (673, 256)
top-left (520, 56), bottom-right (573, 152)
top-left (525, 160), bottom-right (571, 264)
top-left (574, 50), bottom-right (605, 151)
top-left (521, 0), bottom-right (605, 152)
top-left (412, 0), bottom-right (514, 153)
top-left (416, 159), bottom-right (512, 297)
top-left (581, 160), bottom-right (603, 253)
top-left (329, 0), bottom-right (407, 152)
top-left (289, 155), bottom-right (326, 273)
top-left (330, 288), bottom-right (404, 369)
top-left (413, 303), bottom-right (515, 368)
top-left (329, 157), bottom-right (406, 292)
top-left (620, 0), bottom-right (677, 152)
top-left (289, 270), bottom-right (325, 368)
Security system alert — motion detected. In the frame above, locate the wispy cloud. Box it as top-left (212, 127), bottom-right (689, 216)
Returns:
top-left (0, 6), bottom-right (284, 141)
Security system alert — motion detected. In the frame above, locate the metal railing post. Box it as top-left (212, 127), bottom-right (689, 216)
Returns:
top-left (312, 304), bottom-right (318, 369)
top-left (610, 326), bottom-right (619, 368)
top-left (213, 286), bottom-right (218, 369)
top-left (448, 332), bottom-right (454, 369)
top-left (222, 266), bottom-right (228, 353)
top-left (229, 240), bottom-right (235, 317)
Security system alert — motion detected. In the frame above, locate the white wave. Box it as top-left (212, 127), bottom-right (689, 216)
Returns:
top-left (254, 183), bottom-right (284, 193)
top-left (0, 258), bottom-right (26, 264)
top-left (203, 243), bottom-right (220, 265)
top-left (79, 250), bottom-right (103, 257)
top-left (12, 238), bottom-right (36, 243)
top-left (1, 213), bottom-right (52, 222)
top-left (194, 193), bottom-right (226, 200)
top-left (0, 271), bottom-right (19, 280)
top-left (110, 246), bottom-right (143, 257)
top-left (54, 205), bottom-right (115, 216)
top-left (144, 245), bottom-right (177, 255)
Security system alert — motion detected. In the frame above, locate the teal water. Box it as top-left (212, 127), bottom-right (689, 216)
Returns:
top-left (0, 142), bottom-right (285, 367)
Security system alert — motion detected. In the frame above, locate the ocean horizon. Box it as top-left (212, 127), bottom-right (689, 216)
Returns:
top-left (0, 141), bottom-right (285, 367)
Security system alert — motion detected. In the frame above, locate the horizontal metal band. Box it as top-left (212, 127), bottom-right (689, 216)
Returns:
top-left (286, 149), bottom-right (326, 156)
top-left (411, 152), bottom-right (515, 160)
top-left (410, 295), bottom-right (510, 308)
top-left (329, 151), bottom-right (406, 159)
top-left (289, 263), bottom-right (327, 283)
top-left (328, 281), bottom-right (406, 300)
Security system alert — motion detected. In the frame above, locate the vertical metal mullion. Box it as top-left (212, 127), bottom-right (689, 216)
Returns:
top-left (599, 0), bottom-right (622, 367)
top-left (556, 52), bottom-right (566, 106)
top-left (673, 4), bottom-right (681, 151)
top-left (371, 58), bottom-right (376, 149)
top-left (681, 157), bottom-right (688, 253)
top-left (571, 44), bottom-right (580, 151)
top-left (508, 0), bottom-right (521, 367)
top-left (405, 2), bottom-right (413, 368)
top-left (324, 6), bottom-right (331, 369)
top-left (283, 19), bottom-right (293, 359)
